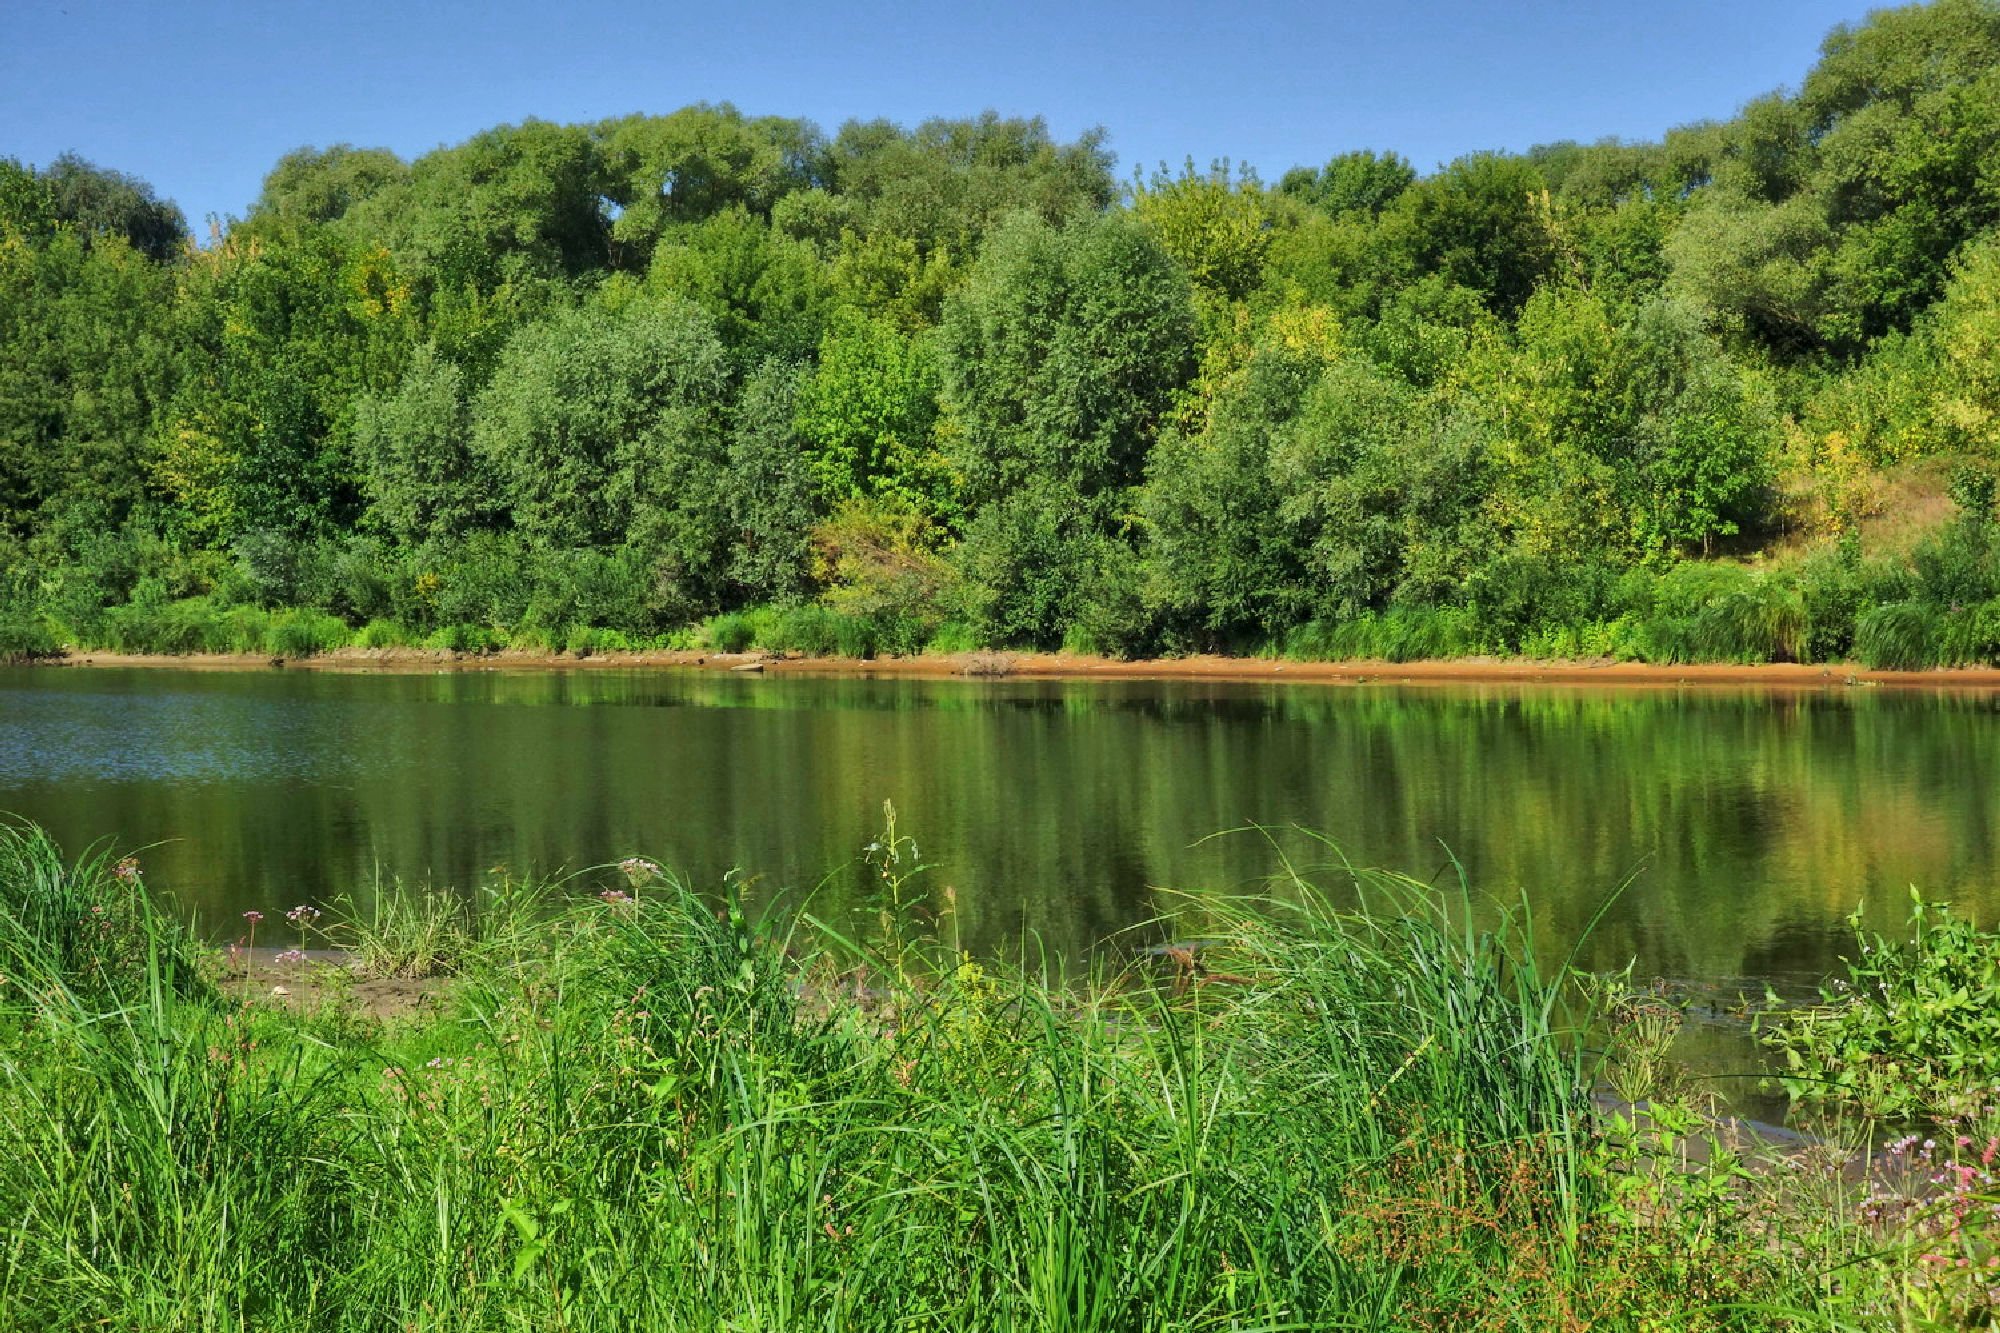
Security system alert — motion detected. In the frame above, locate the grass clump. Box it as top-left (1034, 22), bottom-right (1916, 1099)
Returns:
top-left (0, 612), bottom-right (61, 663)
top-left (1853, 600), bottom-right (1940, 669)
top-left (264, 607), bottom-right (349, 658)
top-left (352, 618), bottom-right (413, 649)
top-left (3, 816), bottom-right (1992, 1329)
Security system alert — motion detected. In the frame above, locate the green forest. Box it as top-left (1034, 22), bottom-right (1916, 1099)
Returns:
top-left (8, 0), bottom-right (2000, 667)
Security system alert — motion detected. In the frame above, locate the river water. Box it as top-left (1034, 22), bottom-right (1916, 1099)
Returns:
top-left (2, 665), bottom-right (1995, 999)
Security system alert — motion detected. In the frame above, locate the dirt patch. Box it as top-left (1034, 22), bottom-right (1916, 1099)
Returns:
top-left (215, 948), bottom-right (447, 1022)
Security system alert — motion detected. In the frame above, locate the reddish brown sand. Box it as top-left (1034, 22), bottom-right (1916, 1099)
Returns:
top-left (33, 646), bottom-right (2000, 690)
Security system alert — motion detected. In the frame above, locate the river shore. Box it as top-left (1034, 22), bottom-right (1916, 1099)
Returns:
top-left (31, 644), bottom-right (2000, 689)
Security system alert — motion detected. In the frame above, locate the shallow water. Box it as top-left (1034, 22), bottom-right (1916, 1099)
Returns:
top-left (1, 665), bottom-right (1995, 997)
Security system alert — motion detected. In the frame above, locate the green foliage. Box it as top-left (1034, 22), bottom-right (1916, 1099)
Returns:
top-left (1854, 599), bottom-right (1942, 669)
top-left (352, 345), bottom-right (486, 546)
top-left (937, 212), bottom-right (1196, 512)
top-left (793, 310), bottom-right (947, 514)
top-left (1765, 890), bottom-right (2000, 1123)
top-left (1277, 149), bottom-right (1416, 219)
top-left (1379, 152), bottom-right (1557, 316)
top-left (1282, 605), bottom-right (1481, 662)
top-left (473, 300), bottom-right (733, 619)
top-left (954, 481), bottom-right (1120, 649)
top-left (34, 152), bottom-right (189, 261)
top-left (3, 812), bottom-right (1940, 1328)
top-left (723, 359), bottom-right (821, 603)
top-left (12, 25), bottom-right (2000, 669)
top-left (1129, 159), bottom-right (1273, 302)
top-left (0, 820), bottom-right (204, 1003)
top-left (265, 608), bottom-right (350, 658)
top-left (645, 205), bottom-right (833, 368)
top-left (0, 610), bottom-right (59, 663)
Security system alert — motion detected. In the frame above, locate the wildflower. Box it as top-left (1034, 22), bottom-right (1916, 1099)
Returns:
top-left (110, 856), bottom-right (140, 884)
top-left (242, 910), bottom-right (264, 924)
top-left (285, 905), bottom-right (321, 927)
top-left (599, 888), bottom-right (631, 905)
top-left (276, 948), bottom-right (307, 964)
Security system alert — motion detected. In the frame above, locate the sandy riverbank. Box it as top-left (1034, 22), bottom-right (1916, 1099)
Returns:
top-left (28, 645), bottom-right (2000, 689)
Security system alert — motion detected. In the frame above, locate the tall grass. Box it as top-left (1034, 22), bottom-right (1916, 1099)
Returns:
top-left (0, 821), bottom-right (1923, 1329)
top-left (0, 612), bottom-right (60, 664)
top-left (1282, 606), bottom-right (1481, 662)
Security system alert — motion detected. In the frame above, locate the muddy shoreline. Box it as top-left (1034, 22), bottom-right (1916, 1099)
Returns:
top-left (26, 645), bottom-right (2000, 690)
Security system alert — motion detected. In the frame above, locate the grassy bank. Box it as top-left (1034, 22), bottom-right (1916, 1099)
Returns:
top-left (2, 819), bottom-right (1997, 1329)
top-left (15, 517), bottom-right (2000, 673)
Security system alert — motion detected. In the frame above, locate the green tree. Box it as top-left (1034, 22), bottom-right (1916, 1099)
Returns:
top-left (470, 299), bottom-right (733, 616)
top-left (0, 227), bottom-right (181, 533)
top-left (793, 310), bottom-right (947, 515)
top-left (723, 360), bottom-right (821, 603)
top-left (1277, 149), bottom-right (1416, 219)
top-left (1379, 153), bottom-right (1558, 316)
top-left (36, 153), bottom-right (189, 261)
top-left (645, 205), bottom-right (833, 370)
top-left (351, 345), bottom-right (487, 545)
top-left (1130, 160), bottom-right (1273, 303)
top-left (253, 145), bottom-right (409, 226)
top-left (597, 105), bottom-right (825, 271)
top-left (937, 212), bottom-right (1195, 512)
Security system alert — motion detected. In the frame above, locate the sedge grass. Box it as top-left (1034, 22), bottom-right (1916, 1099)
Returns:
top-left (0, 821), bottom-right (1956, 1331)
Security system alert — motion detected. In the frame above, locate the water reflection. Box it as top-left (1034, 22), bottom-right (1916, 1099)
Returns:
top-left (1, 666), bottom-right (1996, 989)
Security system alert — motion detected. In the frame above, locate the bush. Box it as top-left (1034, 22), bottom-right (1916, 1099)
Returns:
top-left (925, 621), bottom-right (979, 654)
top-left (1464, 556), bottom-right (1618, 653)
top-left (1797, 541), bottom-right (1867, 662)
top-left (1912, 515), bottom-right (2000, 609)
top-left (1936, 597), bottom-right (2000, 666)
top-left (1620, 562), bottom-right (1808, 663)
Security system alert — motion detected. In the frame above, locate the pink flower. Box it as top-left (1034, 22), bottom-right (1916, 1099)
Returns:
top-left (110, 856), bottom-right (140, 884)
top-left (242, 910), bottom-right (264, 924)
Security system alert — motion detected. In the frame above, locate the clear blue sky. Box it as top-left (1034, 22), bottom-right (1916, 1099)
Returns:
top-left (3, 0), bottom-right (1873, 229)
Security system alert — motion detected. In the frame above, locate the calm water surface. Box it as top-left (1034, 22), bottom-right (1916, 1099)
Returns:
top-left (2, 665), bottom-right (1997, 998)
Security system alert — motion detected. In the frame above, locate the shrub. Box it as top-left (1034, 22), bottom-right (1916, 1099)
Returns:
top-left (1798, 541), bottom-right (1867, 661)
top-left (1936, 597), bottom-right (2000, 666)
top-left (925, 621), bottom-right (980, 654)
top-left (1912, 515), bottom-right (2000, 609)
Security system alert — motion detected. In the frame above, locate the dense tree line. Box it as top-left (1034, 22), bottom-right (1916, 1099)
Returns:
top-left (8, 0), bottom-right (2000, 667)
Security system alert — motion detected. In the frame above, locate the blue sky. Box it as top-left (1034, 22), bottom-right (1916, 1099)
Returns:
top-left (4, 0), bottom-right (1870, 228)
